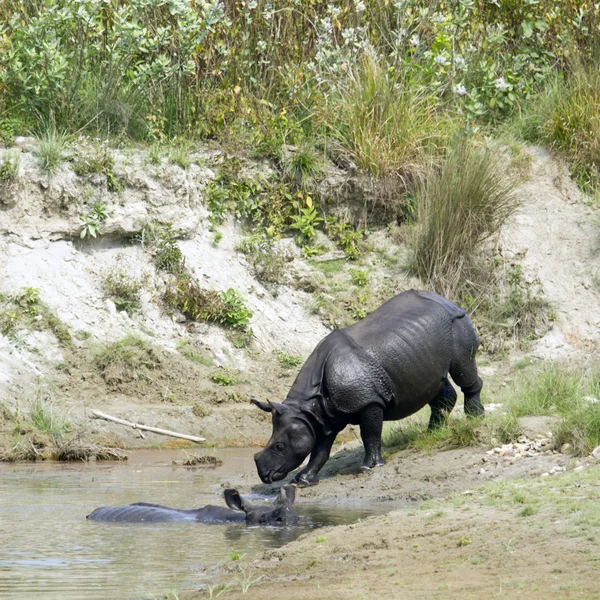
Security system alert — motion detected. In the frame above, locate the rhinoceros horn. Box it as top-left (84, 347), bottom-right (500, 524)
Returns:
top-left (250, 399), bottom-right (288, 415)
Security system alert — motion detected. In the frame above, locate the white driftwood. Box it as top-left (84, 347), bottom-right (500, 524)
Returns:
top-left (90, 410), bottom-right (206, 443)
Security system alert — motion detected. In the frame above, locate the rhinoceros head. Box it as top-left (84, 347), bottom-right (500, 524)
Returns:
top-left (224, 485), bottom-right (298, 525)
top-left (252, 400), bottom-right (316, 483)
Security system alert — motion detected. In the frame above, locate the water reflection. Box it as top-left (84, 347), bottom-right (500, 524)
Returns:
top-left (0, 448), bottom-right (391, 600)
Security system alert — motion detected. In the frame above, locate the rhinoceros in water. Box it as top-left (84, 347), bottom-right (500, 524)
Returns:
top-left (253, 290), bottom-right (484, 486)
top-left (87, 486), bottom-right (298, 524)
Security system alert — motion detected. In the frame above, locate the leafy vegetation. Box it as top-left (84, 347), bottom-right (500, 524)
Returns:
top-left (79, 201), bottom-right (109, 239)
top-left (0, 150), bottom-right (20, 183)
top-left (102, 255), bottom-right (146, 315)
top-left (37, 129), bottom-right (68, 175)
top-left (275, 351), bottom-right (303, 369)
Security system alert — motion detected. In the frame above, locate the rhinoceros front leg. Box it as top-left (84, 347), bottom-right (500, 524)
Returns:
top-left (359, 403), bottom-right (386, 472)
top-left (291, 431), bottom-right (338, 487)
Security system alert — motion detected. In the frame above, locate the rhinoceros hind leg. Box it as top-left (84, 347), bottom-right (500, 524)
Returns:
top-left (428, 377), bottom-right (457, 430)
top-left (359, 403), bottom-right (386, 471)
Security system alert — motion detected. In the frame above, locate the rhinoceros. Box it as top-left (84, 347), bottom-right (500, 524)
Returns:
top-left (253, 290), bottom-right (483, 486)
top-left (87, 486), bottom-right (298, 524)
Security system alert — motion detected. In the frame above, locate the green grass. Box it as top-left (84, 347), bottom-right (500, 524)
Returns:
top-left (498, 364), bottom-right (600, 455)
top-left (382, 413), bottom-right (482, 454)
top-left (176, 341), bottom-right (213, 366)
top-left (102, 257), bottom-right (145, 314)
top-left (37, 129), bottom-right (68, 175)
top-left (29, 383), bottom-right (70, 438)
top-left (410, 137), bottom-right (520, 299)
top-left (324, 54), bottom-right (445, 180)
top-left (94, 335), bottom-right (161, 385)
top-left (281, 139), bottom-right (324, 190)
top-left (275, 350), bottom-right (303, 368)
top-left (169, 142), bottom-right (192, 169)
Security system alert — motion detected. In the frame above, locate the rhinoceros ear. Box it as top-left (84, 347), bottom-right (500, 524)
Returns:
top-left (275, 485), bottom-right (296, 507)
top-left (250, 399), bottom-right (289, 415)
top-left (250, 398), bottom-right (272, 412)
top-left (224, 489), bottom-right (250, 513)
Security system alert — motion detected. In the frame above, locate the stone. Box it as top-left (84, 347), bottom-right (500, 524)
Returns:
top-left (541, 472), bottom-right (550, 478)
top-left (560, 443), bottom-right (573, 454)
top-left (591, 446), bottom-right (600, 459)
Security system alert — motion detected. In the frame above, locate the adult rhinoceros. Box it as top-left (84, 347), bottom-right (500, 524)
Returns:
top-left (253, 290), bottom-right (484, 486)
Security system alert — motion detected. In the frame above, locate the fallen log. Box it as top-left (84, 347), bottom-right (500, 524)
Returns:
top-left (90, 410), bottom-right (206, 443)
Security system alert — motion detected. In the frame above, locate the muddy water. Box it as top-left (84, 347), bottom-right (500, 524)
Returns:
top-left (0, 448), bottom-right (389, 600)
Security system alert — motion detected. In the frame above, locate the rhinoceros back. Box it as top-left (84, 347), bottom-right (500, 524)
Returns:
top-left (330, 290), bottom-right (470, 419)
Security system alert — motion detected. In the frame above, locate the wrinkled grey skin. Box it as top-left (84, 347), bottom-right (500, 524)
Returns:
top-left (87, 486), bottom-right (298, 524)
top-left (253, 290), bottom-right (484, 486)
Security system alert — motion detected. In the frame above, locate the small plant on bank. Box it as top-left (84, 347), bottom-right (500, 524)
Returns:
top-left (103, 255), bottom-right (146, 314)
top-left (290, 196), bottom-right (322, 246)
top-left (72, 138), bottom-right (122, 192)
top-left (238, 233), bottom-right (292, 286)
top-left (176, 340), bottom-right (213, 366)
top-left (37, 129), bottom-right (68, 175)
top-left (0, 150), bottom-right (20, 183)
top-left (325, 217), bottom-right (364, 260)
top-left (276, 350), bottom-right (302, 368)
top-left (169, 142), bottom-right (192, 169)
top-left (209, 369), bottom-right (238, 386)
top-left (164, 279), bottom-right (252, 330)
top-left (350, 268), bottom-right (370, 287)
top-left (30, 382), bottom-right (70, 438)
top-left (281, 140), bottom-right (324, 190)
top-left (79, 201), bottom-right (109, 239)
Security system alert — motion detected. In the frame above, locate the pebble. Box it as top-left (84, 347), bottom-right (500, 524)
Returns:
top-left (591, 446), bottom-right (600, 459)
top-left (541, 472), bottom-right (550, 478)
top-left (479, 468), bottom-right (487, 475)
top-left (560, 443), bottom-right (573, 454)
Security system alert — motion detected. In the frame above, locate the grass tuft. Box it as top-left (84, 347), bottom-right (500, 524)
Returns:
top-left (37, 129), bottom-right (68, 175)
top-left (410, 137), bottom-right (520, 299)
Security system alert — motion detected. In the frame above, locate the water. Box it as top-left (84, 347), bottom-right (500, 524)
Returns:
top-left (0, 448), bottom-right (387, 600)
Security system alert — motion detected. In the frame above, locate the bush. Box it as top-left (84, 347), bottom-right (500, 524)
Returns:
top-left (163, 279), bottom-right (252, 330)
top-left (238, 233), bottom-right (292, 286)
top-left (410, 138), bottom-right (520, 299)
top-left (103, 256), bottom-right (146, 314)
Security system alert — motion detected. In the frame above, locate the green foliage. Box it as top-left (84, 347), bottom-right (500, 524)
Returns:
top-left (383, 415), bottom-right (482, 454)
top-left (30, 385), bottom-right (70, 439)
top-left (176, 341), bottom-right (213, 367)
top-left (0, 287), bottom-right (72, 347)
top-left (72, 139), bottom-right (122, 191)
top-left (164, 279), bottom-right (252, 330)
top-left (350, 269), bottom-right (370, 287)
top-left (209, 369), bottom-right (238, 386)
top-left (79, 201), bottom-right (108, 239)
top-left (281, 140), bottom-right (324, 190)
top-left (37, 129), bottom-right (68, 175)
top-left (276, 350), bottom-right (302, 369)
top-left (169, 142), bottom-right (192, 170)
top-left (218, 288), bottom-right (253, 329)
top-left (290, 198), bottom-right (322, 246)
top-left (140, 223), bottom-right (186, 274)
top-left (325, 218), bottom-right (364, 260)
top-left (0, 150), bottom-right (20, 183)
top-left (410, 138), bottom-right (520, 299)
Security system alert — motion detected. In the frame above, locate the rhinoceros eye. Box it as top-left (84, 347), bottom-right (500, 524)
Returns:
top-left (275, 442), bottom-right (284, 452)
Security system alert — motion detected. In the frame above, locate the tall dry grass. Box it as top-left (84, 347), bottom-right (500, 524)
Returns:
top-left (410, 138), bottom-right (520, 299)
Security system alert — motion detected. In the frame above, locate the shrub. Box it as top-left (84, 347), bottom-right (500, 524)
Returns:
top-left (281, 140), bottom-right (323, 191)
top-left (325, 217), bottom-right (364, 260)
top-left (79, 201), bottom-right (108, 239)
top-left (72, 138), bottom-right (122, 191)
top-left (410, 138), bottom-right (520, 299)
top-left (163, 279), bottom-right (252, 330)
top-left (350, 268), bottom-right (370, 287)
top-left (238, 233), bottom-right (292, 286)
